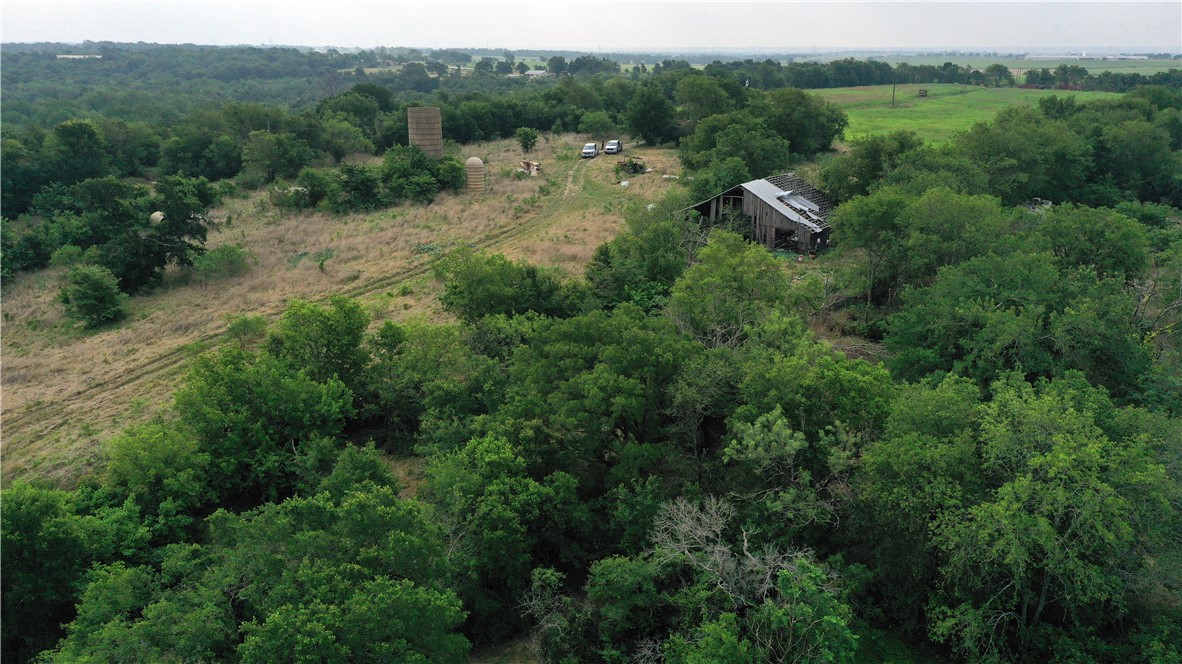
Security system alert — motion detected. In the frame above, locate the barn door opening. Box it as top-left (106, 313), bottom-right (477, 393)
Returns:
top-left (773, 228), bottom-right (799, 251)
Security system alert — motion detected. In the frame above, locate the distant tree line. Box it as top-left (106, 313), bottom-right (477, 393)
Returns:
top-left (5, 43), bottom-right (1178, 130)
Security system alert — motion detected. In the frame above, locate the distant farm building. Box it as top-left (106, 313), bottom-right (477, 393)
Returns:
top-left (689, 173), bottom-right (836, 253)
top-left (56, 54), bottom-right (102, 59)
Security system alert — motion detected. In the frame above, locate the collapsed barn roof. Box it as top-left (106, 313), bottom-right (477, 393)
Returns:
top-left (687, 172), bottom-right (836, 252)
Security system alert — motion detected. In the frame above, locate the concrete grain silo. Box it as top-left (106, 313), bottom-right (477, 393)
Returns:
top-left (407, 107), bottom-right (443, 159)
top-left (465, 157), bottom-right (485, 193)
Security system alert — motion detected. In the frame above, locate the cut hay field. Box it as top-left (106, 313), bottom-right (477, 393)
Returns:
top-left (817, 83), bottom-right (1120, 143)
top-left (0, 136), bottom-right (682, 486)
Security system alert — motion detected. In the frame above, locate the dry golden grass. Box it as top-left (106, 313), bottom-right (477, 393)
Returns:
top-left (469, 636), bottom-right (539, 664)
top-left (383, 455), bottom-right (426, 500)
top-left (1, 135), bottom-right (683, 486)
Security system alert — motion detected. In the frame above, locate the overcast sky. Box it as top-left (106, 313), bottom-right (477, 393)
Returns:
top-left (3, 1), bottom-right (1179, 52)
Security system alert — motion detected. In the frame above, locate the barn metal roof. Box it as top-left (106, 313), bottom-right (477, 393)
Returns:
top-left (763, 173), bottom-right (837, 217)
top-left (741, 179), bottom-right (829, 234)
top-left (685, 172), bottom-right (836, 233)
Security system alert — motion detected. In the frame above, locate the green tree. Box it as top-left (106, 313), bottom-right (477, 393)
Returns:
top-left (746, 565), bottom-right (859, 664)
top-left (317, 92), bottom-right (381, 134)
top-left (584, 201), bottom-right (697, 308)
top-left (318, 112), bottom-right (374, 163)
top-left (42, 119), bottom-right (109, 185)
top-left (191, 243), bottom-right (255, 283)
top-left (749, 87), bottom-right (849, 158)
top-left (627, 82), bottom-right (676, 146)
top-left (46, 553), bottom-right (230, 662)
top-left (721, 407), bottom-right (840, 534)
top-left (686, 156), bottom-right (752, 204)
top-left (820, 130), bottom-right (924, 202)
top-left (381, 144), bottom-right (441, 203)
top-left (1099, 120), bottom-right (1178, 203)
top-left (878, 145), bottom-right (990, 196)
top-left (0, 483), bottom-right (97, 661)
top-left (242, 130), bottom-right (315, 183)
top-left (95, 175), bottom-right (216, 292)
top-left (348, 82), bottom-right (397, 112)
top-left (893, 187), bottom-right (1011, 286)
top-left (424, 434), bottom-right (582, 641)
top-left (1, 483), bottom-right (149, 662)
top-left (103, 422), bottom-right (213, 544)
top-left (200, 135), bottom-right (244, 180)
top-left (434, 246), bottom-right (577, 322)
top-left (666, 613), bottom-right (756, 664)
top-left (651, 499), bottom-right (859, 663)
top-left (327, 163), bottom-right (386, 212)
top-left (0, 132), bottom-right (48, 216)
top-left (515, 126), bottom-right (539, 153)
top-left (546, 56), bottom-right (567, 75)
top-left (712, 121), bottom-right (792, 180)
top-left (666, 231), bottom-right (786, 348)
top-left (856, 375), bottom-right (988, 632)
top-left (731, 312), bottom-right (894, 441)
top-left (1053, 63), bottom-right (1088, 86)
top-left (146, 174), bottom-right (216, 263)
top-left (675, 75), bottom-right (735, 127)
top-left (49, 477), bottom-right (469, 664)
top-left (266, 297), bottom-right (371, 393)
top-left (58, 264), bottom-right (129, 328)
top-left (98, 118), bottom-right (161, 177)
top-left (954, 106), bottom-right (1092, 205)
top-left (238, 579), bottom-right (469, 664)
top-left (431, 156), bottom-right (466, 192)
top-left (578, 110), bottom-right (617, 143)
top-left (498, 305), bottom-right (693, 472)
top-left (174, 347), bottom-right (354, 505)
top-left (585, 556), bottom-right (665, 647)
top-left (679, 111), bottom-right (791, 178)
top-left (983, 63), bottom-right (1016, 87)
top-left (927, 376), bottom-right (1174, 660)
top-left (827, 186), bottom-right (912, 306)
top-left (1034, 203), bottom-right (1150, 281)
top-left (473, 57), bottom-right (496, 75)
top-left (831, 186), bottom-right (1010, 308)
top-left (886, 251), bottom-right (1151, 394)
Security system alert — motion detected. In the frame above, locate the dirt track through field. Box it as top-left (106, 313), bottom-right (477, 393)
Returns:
top-left (561, 158), bottom-right (587, 201)
top-left (1, 143), bottom-right (680, 485)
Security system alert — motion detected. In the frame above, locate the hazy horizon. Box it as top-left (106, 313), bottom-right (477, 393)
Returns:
top-left (3, 1), bottom-right (1179, 54)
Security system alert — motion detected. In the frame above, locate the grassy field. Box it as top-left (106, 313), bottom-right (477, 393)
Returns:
top-left (1, 136), bottom-right (682, 486)
top-left (867, 54), bottom-right (1180, 76)
top-left (816, 82), bottom-right (1120, 144)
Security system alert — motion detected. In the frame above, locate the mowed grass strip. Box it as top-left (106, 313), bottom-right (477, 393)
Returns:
top-left (817, 83), bottom-right (1120, 143)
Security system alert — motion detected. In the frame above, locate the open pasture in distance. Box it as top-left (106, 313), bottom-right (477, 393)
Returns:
top-left (817, 83), bottom-right (1119, 143)
top-left (869, 54), bottom-right (1180, 75)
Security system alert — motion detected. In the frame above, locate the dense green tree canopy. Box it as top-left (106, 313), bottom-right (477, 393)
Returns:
top-left (4, 44), bottom-right (1182, 664)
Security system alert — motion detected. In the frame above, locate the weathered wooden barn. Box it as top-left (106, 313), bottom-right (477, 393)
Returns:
top-left (688, 173), bottom-right (837, 253)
